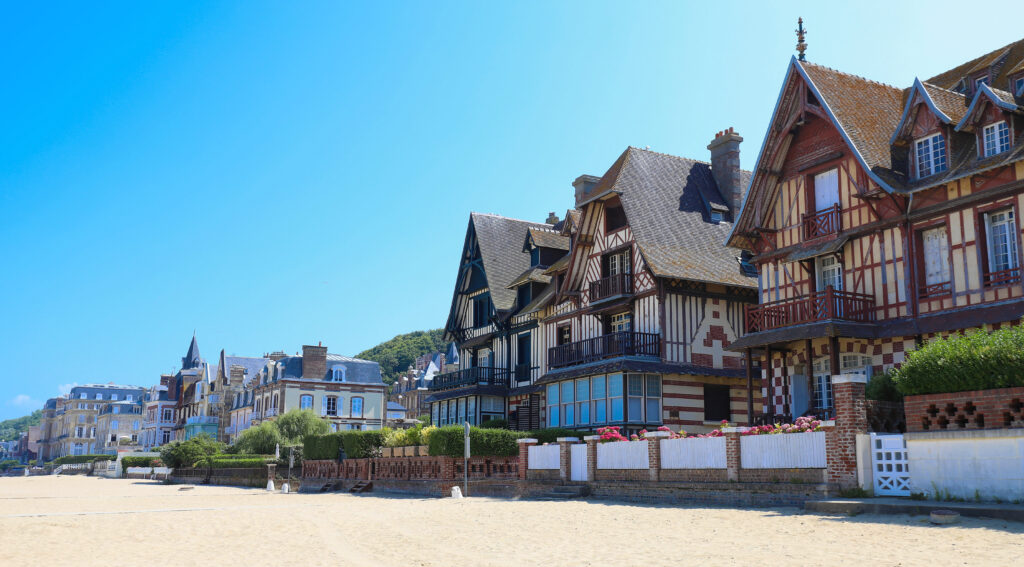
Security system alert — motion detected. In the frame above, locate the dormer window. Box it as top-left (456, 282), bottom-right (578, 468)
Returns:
top-left (1014, 76), bottom-right (1024, 96)
top-left (605, 202), bottom-right (627, 232)
top-left (710, 211), bottom-right (723, 224)
top-left (529, 246), bottom-right (540, 267)
top-left (983, 121), bottom-right (1010, 157)
top-left (915, 133), bottom-right (947, 178)
top-left (975, 76), bottom-right (990, 89)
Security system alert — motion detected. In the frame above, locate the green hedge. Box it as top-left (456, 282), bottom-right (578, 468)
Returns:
top-left (427, 426), bottom-right (520, 457)
top-left (524, 428), bottom-right (587, 444)
top-left (52, 454), bottom-right (114, 465)
top-left (121, 456), bottom-right (161, 469)
top-left (479, 419), bottom-right (508, 429)
top-left (866, 370), bottom-right (903, 402)
top-left (207, 458), bottom-right (268, 469)
top-left (893, 326), bottom-right (1024, 395)
top-left (303, 431), bottom-right (385, 460)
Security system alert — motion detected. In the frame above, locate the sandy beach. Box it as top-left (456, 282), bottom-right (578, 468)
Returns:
top-left (0, 476), bottom-right (1020, 566)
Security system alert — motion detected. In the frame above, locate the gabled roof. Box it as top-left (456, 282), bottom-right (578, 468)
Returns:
top-left (216, 351), bottom-right (272, 387)
top-left (182, 333), bottom-right (203, 370)
top-left (890, 79), bottom-right (967, 144)
top-left (470, 213), bottom-right (552, 311)
top-left (591, 146), bottom-right (756, 288)
top-left (956, 83), bottom-right (1022, 131)
top-left (507, 267), bottom-right (552, 289)
top-left (526, 227), bottom-right (570, 251)
top-left (926, 39), bottom-right (1024, 90)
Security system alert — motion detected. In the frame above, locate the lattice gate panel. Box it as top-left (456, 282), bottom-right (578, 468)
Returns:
top-left (870, 433), bottom-right (910, 496)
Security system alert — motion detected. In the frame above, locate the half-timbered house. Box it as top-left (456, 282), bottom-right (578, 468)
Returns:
top-left (530, 140), bottom-right (761, 435)
top-left (727, 38), bottom-right (1024, 421)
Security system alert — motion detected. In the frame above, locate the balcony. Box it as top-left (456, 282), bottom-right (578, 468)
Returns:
top-left (429, 367), bottom-right (509, 392)
top-left (512, 364), bottom-right (539, 383)
top-left (185, 416), bottom-right (219, 425)
top-left (548, 331), bottom-right (661, 369)
top-left (802, 204), bottom-right (840, 240)
top-left (744, 287), bottom-right (875, 333)
top-left (590, 273), bottom-right (633, 303)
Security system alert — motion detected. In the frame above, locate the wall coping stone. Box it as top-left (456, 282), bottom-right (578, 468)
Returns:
top-left (722, 427), bottom-right (750, 433)
top-left (583, 435), bottom-right (601, 441)
top-left (905, 428), bottom-right (1024, 441)
top-left (644, 431), bottom-right (671, 438)
top-left (556, 437), bottom-right (580, 443)
top-left (517, 438), bottom-right (539, 444)
top-left (832, 374), bottom-right (867, 385)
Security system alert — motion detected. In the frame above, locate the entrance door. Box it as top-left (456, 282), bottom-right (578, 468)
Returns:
top-left (790, 375), bottom-right (810, 417)
top-left (870, 433), bottom-right (911, 496)
top-left (570, 443), bottom-right (588, 482)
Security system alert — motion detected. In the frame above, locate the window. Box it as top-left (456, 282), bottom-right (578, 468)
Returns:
top-left (921, 226), bottom-right (950, 294)
top-left (561, 381), bottom-right (575, 426)
top-left (78, 415), bottom-right (85, 423)
top-left (983, 122), bottom-right (1010, 157)
top-left (126, 395), bottom-right (133, 402)
top-left (985, 209), bottom-right (1020, 278)
top-left (467, 397), bottom-right (477, 425)
top-left (1016, 77), bottom-right (1024, 95)
top-left (331, 366), bottom-right (347, 382)
top-left (351, 397), bottom-right (363, 418)
top-left (111, 394), bottom-right (118, 401)
top-left (813, 169), bottom-right (840, 212)
top-left (300, 395), bottom-right (313, 410)
top-left (915, 133), bottom-right (947, 178)
top-left (609, 312), bottom-right (632, 333)
top-left (704, 385), bottom-right (731, 422)
top-left (95, 394), bottom-right (102, 400)
top-left (162, 408), bottom-right (172, 422)
top-left (558, 325), bottom-right (572, 346)
top-left (110, 420), bottom-right (119, 430)
top-left (162, 431), bottom-right (171, 445)
top-left (530, 246), bottom-right (540, 267)
top-left (517, 283), bottom-right (531, 308)
top-left (608, 374), bottom-right (624, 422)
top-left (325, 396), bottom-right (338, 416)
top-left (606, 249), bottom-right (630, 277)
top-left (627, 375), bottom-right (644, 422)
top-left (132, 421), bottom-right (139, 431)
top-left (457, 398), bottom-right (466, 423)
top-left (79, 393), bottom-right (87, 400)
top-left (816, 255), bottom-right (843, 291)
top-left (431, 403), bottom-right (439, 426)
top-left (645, 375), bottom-right (662, 423)
top-left (481, 396), bottom-right (503, 422)
top-left (447, 400), bottom-right (457, 424)
top-left (472, 294), bottom-right (492, 328)
top-left (576, 379), bottom-right (590, 425)
top-left (591, 375), bottom-right (607, 423)
top-left (546, 384), bottom-right (559, 427)
top-left (605, 203), bottom-right (627, 232)
top-left (710, 211), bottom-right (723, 224)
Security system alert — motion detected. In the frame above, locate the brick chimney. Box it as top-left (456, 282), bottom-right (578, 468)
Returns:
top-left (302, 344), bottom-right (328, 380)
top-left (572, 175), bottom-right (602, 207)
top-left (267, 351), bottom-right (287, 362)
top-left (545, 212), bottom-right (560, 225)
top-left (159, 374), bottom-right (173, 387)
top-left (707, 127), bottom-right (744, 216)
top-left (229, 365), bottom-right (246, 386)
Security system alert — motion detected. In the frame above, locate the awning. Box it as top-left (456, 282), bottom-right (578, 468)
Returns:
top-left (786, 235), bottom-right (848, 263)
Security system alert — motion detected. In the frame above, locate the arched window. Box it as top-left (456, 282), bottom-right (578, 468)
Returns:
top-left (255, 399), bottom-right (261, 413)
top-left (331, 365), bottom-right (347, 382)
top-left (271, 394), bottom-right (279, 411)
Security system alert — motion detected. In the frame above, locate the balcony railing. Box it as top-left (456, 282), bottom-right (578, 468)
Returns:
top-left (184, 416), bottom-right (219, 426)
top-left (983, 268), bottom-right (1021, 288)
top-left (548, 331), bottom-right (661, 369)
top-left (744, 287), bottom-right (875, 333)
top-left (919, 281), bottom-right (952, 299)
top-left (590, 273), bottom-right (633, 302)
top-left (802, 204), bottom-right (840, 240)
top-left (512, 364), bottom-right (539, 383)
top-left (429, 367), bottom-right (510, 391)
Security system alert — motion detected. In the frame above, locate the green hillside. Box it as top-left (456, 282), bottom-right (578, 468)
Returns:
top-left (0, 410), bottom-right (43, 441)
top-left (356, 329), bottom-right (446, 385)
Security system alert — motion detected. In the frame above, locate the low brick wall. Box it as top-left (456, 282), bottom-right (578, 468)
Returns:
top-left (904, 386), bottom-right (1024, 432)
top-left (737, 468), bottom-right (825, 484)
top-left (659, 468), bottom-right (728, 483)
top-left (303, 456), bottom-right (519, 482)
top-left (526, 469), bottom-right (559, 481)
top-left (171, 467), bottom-right (268, 488)
top-left (595, 468), bottom-right (651, 481)
top-left (586, 480), bottom-right (831, 507)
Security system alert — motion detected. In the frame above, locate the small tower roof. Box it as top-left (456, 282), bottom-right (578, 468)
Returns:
top-left (182, 332), bottom-right (203, 370)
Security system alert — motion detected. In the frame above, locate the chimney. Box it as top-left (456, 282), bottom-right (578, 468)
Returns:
top-left (267, 351), bottom-right (287, 362)
top-left (545, 212), bottom-right (560, 225)
top-left (302, 344), bottom-right (328, 380)
top-left (572, 175), bottom-right (602, 207)
top-left (229, 365), bottom-right (246, 386)
top-left (707, 127), bottom-right (744, 216)
top-left (159, 374), bottom-right (173, 387)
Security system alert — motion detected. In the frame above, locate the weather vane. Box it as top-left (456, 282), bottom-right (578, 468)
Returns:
top-left (796, 17), bottom-right (807, 61)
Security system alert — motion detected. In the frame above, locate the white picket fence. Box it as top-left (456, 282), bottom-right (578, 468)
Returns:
top-left (740, 432), bottom-right (826, 469)
top-left (527, 444), bottom-right (560, 470)
top-left (597, 440), bottom-right (649, 469)
top-left (660, 437), bottom-right (727, 469)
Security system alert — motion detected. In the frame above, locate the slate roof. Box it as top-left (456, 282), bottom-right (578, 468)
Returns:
top-left (275, 353), bottom-right (384, 385)
top-left (926, 40), bottom-right (1024, 89)
top-left (507, 267), bottom-right (552, 289)
top-left (527, 227), bottom-right (570, 251)
top-left (471, 213), bottom-right (552, 311)
top-left (386, 402), bottom-right (408, 412)
top-left (921, 82), bottom-right (967, 124)
top-left (216, 352), bottom-right (271, 386)
top-left (597, 147), bottom-right (756, 288)
top-left (182, 334), bottom-right (203, 370)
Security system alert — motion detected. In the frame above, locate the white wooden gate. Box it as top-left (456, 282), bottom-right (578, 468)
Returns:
top-left (870, 433), bottom-right (910, 496)
top-left (570, 444), bottom-right (588, 481)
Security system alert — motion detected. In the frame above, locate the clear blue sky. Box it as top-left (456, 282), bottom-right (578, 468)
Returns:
top-left (2, 1), bottom-right (1021, 419)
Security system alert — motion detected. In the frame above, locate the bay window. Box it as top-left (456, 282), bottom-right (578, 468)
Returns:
top-left (561, 381), bottom-right (575, 426)
top-left (546, 384), bottom-right (559, 427)
top-left (576, 378), bottom-right (590, 425)
top-left (608, 374), bottom-right (624, 422)
top-left (592, 375), bottom-right (607, 423)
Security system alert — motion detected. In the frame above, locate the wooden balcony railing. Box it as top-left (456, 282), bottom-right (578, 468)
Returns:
top-left (919, 281), bottom-right (952, 299)
top-left (547, 331), bottom-right (660, 369)
top-left (429, 367), bottom-right (510, 392)
top-left (744, 287), bottom-right (875, 333)
top-left (802, 204), bottom-right (840, 240)
top-left (983, 268), bottom-right (1021, 287)
top-left (590, 273), bottom-right (633, 302)
top-left (513, 364), bottom-right (539, 383)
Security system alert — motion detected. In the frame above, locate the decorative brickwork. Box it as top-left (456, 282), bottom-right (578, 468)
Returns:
top-left (904, 387), bottom-right (1024, 432)
top-left (826, 375), bottom-right (868, 487)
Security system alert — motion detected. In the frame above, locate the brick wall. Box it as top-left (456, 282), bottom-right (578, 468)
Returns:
top-left (904, 386), bottom-right (1024, 432)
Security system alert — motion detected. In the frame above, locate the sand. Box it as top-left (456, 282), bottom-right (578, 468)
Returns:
top-left (0, 476), bottom-right (1021, 566)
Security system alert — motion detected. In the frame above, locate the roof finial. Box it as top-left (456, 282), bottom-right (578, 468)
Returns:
top-left (795, 17), bottom-right (807, 62)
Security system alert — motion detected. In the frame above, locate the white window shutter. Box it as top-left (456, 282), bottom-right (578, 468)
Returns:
top-left (321, 396), bottom-right (327, 416)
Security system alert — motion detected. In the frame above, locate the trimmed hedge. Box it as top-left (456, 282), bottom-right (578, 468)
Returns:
top-left (427, 426), bottom-right (519, 457)
top-left (479, 419), bottom-right (509, 429)
top-left (121, 456), bottom-right (161, 469)
top-left (303, 430), bottom-right (386, 460)
top-left (525, 428), bottom-right (588, 444)
top-left (53, 454), bottom-right (114, 465)
top-left (207, 458), bottom-right (268, 469)
top-left (893, 326), bottom-right (1024, 395)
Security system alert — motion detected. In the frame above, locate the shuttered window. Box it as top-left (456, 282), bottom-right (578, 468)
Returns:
top-left (813, 169), bottom-right (839, 211)
top-left (922, 226), bottom-right (950, 286)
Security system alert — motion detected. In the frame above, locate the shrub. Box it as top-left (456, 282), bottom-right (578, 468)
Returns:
top-left (121, 456), bottom-right (161, 469)
top-left (159, 434), bottom-right (223, 468)
top-left (303, 430), bottom-right (386, 460)
top-left (52, 454), bottom-right (113, 465)
top-left (0, 459), bottom-right (18, 471)
top-left (207, 457), bottom-right (269, 469)
top-left (427, 426), bottom-right (519, 457)
top-left (524, 428), bottom-right (587, 444)
top-left (743, 416), bottom-right (823, 435)
top-left (479, 418), bottom-right (509, 429)
top-left (892, 325), bottom-right (1024, 395)
top-left (274, 409), bottom-right (330, 444)
top-left (866, 369), bottom-right (903, 402)
top-left (233, 422), bottom-right (283, 455)
top-left (383, 428), bottom-right (407, 448)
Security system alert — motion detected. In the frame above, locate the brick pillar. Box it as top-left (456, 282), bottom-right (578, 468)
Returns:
top-left (722, 427), bottom-right (746, 482)
top-left (516, 438), bottom-right (537, 480)
top-left (442, 456), bottom-right (456, 481)
top-left (827, 374), bottom-right (868, 487)
top-left (644, 431), bottom-right (670, 481)
top-left (583, 435), bottom-right (599, 482)
top-left (557, 437), bottom-right (579, 482)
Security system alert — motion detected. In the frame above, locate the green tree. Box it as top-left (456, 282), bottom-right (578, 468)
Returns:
top-left (0, 410), bottom-right (43, 442)
top-left (355, 329), bottom-right (446, 385)
top-left (159, 434), bottom-right (224, 468)
top-left (274, 409), bottom-right (330, 443)
top-left (233, 422), bottom-right (283, 455)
